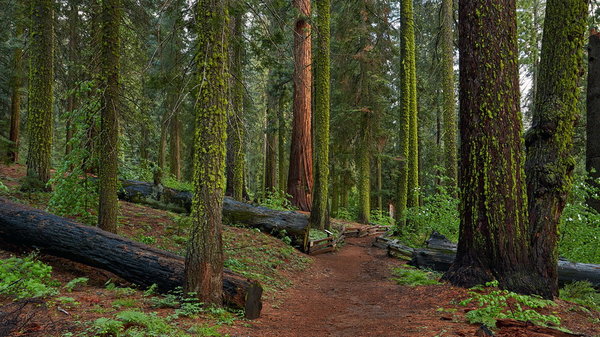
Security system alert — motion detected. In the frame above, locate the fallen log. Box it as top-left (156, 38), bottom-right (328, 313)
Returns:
top-left (0, 198), bottom-right (263, 319)
top-left (118, 180), bottom-right (309, 249)
top-left (408, 233), bottom-right (600, 288)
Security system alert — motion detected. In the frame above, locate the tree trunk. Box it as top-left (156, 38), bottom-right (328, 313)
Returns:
top-left (157, 111), bottom-right (169, 184)
top-left (187, 0), bottom-right (229, 306)
top-left (441, 0), bottom-right (457, 187)
top-left (397, 0), bottom-right (419, 222)
top-left (587, 32), bottom-right (600, 212)
top-left (225, 7), bottom-right (246, 201)
top-left (405, 233), bottom-right (600, 289)
top-left (524, 0), bottom-right (588, 299)
top-left (8, 16), bottom-right (23, 163)
top-left (264, 82), bottom-right (278, 193)
top-left (98, 0), bottom-right (121, 233)
top-left (443, 0), bottom-right (543, 296)
top-left (278, 94), bottom-right (287, 193)
top-left (0, 199), bottom-right (263, 319)
top-left (65, 0), bottom-right (80, 158)
top-left (118, 180), bottom-right (310, 248)
top-left (310, 0), bottom-right (331, 230)
top-left (357, 124), bottom-right (371, 224)
top-left (26, 0), bottom-right (54, 187)
top-left (287, 0), bottom-right (313, 212)
top-left (169, 110), bottom-right (182, 180)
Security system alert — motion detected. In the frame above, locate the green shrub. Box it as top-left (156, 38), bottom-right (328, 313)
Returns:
top-left (558, 174), bottom-right (600, 264)
top-left (560, 281), bottom-right (600, 311)
top-left (399, 182), bottom-right (459, 246)
top-left (0, 253), bottom-right (58, 299)
top-left (257, 190), bottom-right (296, 211)
top-left (391, 266), bottom-right (441, 286)
top-left (460, 280), bottom-right (560, 328)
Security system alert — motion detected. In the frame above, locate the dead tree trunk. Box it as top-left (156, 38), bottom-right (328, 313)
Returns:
top-left (0, 198), bottom-right (263, 319)
top-left (407, 233), bottom-right (600, 288)
top-left (118, 180), bottom-right (310, 249)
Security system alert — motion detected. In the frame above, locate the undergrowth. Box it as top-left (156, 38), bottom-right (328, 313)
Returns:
top-left (391, 266), bottom-right (441, 286)
top-left (559, 281), bottom-right (600, 312)
top-left (460, 280), bottom-right (560, 329)
top-left (0, 253), bottom-right (58, 299)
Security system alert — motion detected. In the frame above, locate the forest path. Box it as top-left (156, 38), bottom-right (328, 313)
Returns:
top-left (224, 236), bottom-right (473, 337)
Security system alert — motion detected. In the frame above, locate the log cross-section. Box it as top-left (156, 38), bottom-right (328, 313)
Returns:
top-left (0, 198), bottom-right (263, 319)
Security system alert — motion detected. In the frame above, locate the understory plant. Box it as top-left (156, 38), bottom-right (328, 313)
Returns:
top-left (0, 253), bottom-right (58, 299)
top-left (391, 265), bottom-right (441, 286)
top-left (459, 280), bottom-right (560, 328)
top-left (559, 281), bottom-right (600, 312)
top-left (257, 190), bottom-right (296, 211)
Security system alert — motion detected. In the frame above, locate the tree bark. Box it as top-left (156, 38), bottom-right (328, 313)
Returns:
top-left (524, 0), bottom-right (588, 298)
top-left (287, 0), bottom-right (313, 212)
top-left (406, 233), bottom-right (600, 289)
top-left (118, 180), bottom-right (310, 248)
top-left (443, 0), bottom-right (543, 296)
top-left (98, 0), bottom-right (121, 233)
top-left (441, 0), bottom-right (457, 187)
top-left (397, 0), bottom-right (419, 222)
top-left (8, 16), bottom-right (23, 163)
top-left (310, 0), bottom-right (331, 230)
top-left (264, 81), bottom-right (278, 193)
top-left (187, 0), bottom-right (229, 305)
top-left (587, 32), bottom-right (600, 212)
top-left (0, 199), bottom-right (263, 319)
top-left (26, 0), bottom-right (54, 187)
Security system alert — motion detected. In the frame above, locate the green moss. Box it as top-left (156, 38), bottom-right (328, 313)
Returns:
top-left (310, 0), bottom-right (331, 230)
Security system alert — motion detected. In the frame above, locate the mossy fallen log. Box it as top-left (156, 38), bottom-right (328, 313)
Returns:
top-left (408, 233), bottom-right (600, 288)
top-left (118, 180), bottom-right (309, 249)
top-left (0, 198), bottom-right (263, 319)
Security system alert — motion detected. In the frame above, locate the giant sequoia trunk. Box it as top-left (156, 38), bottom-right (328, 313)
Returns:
top-left (443, 0), bottom-right (543, 296)
top-left (287, 0), bottom-right (313, 212)
top-left (118, 180), bottom-right (310, 249)
top-left (588, 32), bottom-right (600, 212)
top-left (0, 199), bottom-right (262, 319)
top-left (524, 0), bottom-right (588, 298)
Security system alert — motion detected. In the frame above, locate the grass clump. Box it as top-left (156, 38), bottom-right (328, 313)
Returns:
top-left (391, 266), bottom-right (441, 286)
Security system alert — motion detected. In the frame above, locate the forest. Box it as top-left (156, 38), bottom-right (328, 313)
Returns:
top-left (0, 0), bottom-right (600, 336)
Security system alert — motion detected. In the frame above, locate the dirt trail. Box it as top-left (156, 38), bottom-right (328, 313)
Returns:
top-left (226, 236), bottom-right (475, 337)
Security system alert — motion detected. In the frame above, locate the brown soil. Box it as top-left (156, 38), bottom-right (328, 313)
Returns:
top-left (1, 164), bottom-right (599, 337)
top-left (224, 237), bottom-right (599, 337)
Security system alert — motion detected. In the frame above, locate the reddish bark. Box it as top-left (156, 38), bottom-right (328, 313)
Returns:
top-left (287, 0), bottom-right (313, 211)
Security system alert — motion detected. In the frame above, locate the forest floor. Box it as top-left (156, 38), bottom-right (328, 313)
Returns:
top-left (1, 164), bottom-right (599, 337)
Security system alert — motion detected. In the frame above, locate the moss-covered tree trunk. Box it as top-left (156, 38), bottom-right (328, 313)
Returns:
top-left (524, 0), bottom-right (588, 299)
top-left (441, 0), bottom-right (457, 187)
top-left (170, 109), bottom-right (182, 180)
top-left (442, 0), bottom-right (543, 295)
top-left (587, 33), bottom-right (600, 213)
top-left (8, 18), bottom-right (23, 163)
top-left (184, 0), bottom-right (229, 305)
top-left (310, 0), bottom-right (331, 230)
top-left (397, 0), bottom-right (419, 222)
top-left (98, 0), bottom-right (121, 233)
top-left (26, 0), bottom-right (54, 187)
top-left (65, 0), bottom-right (80, 157)
top-left (287, 0), bottom-right (313, 212)
top-left (277, 94), bottom-right (287, 193)
top-left (226, 7), bottom-right (245, 201)
top-left (265, 80), bottom-right (278, 193)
